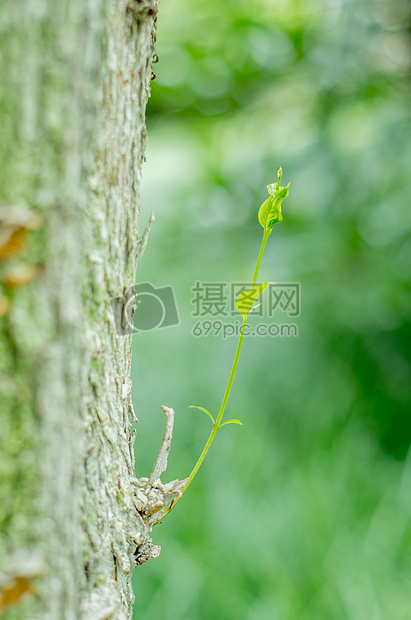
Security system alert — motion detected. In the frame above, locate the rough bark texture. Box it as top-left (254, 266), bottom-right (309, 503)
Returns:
top-left (81, 1), bottom-right (160, 617)
top-left (0, 1), bottom-right (158, 618)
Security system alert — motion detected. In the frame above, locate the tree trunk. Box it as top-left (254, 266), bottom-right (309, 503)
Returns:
top-left (0, 1), bottom-right (159, 618)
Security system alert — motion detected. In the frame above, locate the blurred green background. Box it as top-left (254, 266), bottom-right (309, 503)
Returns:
top-left (131, 0), bottom-right (411, 618)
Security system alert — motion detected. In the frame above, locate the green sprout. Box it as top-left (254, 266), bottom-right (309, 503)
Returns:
top-left (161, 167), bottom-right (290, 519)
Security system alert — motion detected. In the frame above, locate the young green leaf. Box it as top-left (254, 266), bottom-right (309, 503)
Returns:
top-left (189, 405), bottom-right (215, 425)
top-left (235, 282), bottom-right (268, 318)
top-left (219, 419), bottom-right (243, 427)
top-left (258, 166), bottom-right (290, 233)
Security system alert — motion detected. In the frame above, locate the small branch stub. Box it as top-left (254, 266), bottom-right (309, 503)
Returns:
top-left (137, 210), bottom-right (155, 259)
top-left (133, 406), bottom-right (188, 565)
top-left (149, 405), bottom-right (174, 485)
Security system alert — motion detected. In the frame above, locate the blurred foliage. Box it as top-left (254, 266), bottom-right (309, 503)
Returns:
top-left (132, 0), bottom-right (411, 618)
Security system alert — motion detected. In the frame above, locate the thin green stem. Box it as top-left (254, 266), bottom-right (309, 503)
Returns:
top-left (213, 229), bottom-right (269, 432)
top-left (251, 229), bottom-right (270, 287)
top-left (159, 317), bottom-right (247, 519)
top-left (159, 229), bottom-right (271, 520)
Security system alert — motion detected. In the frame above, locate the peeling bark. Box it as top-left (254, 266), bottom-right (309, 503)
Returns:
top-left (0, 1), bottom-right (159, 618)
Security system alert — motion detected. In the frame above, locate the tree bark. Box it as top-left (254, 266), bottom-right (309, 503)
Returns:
top-left (0, 1), bottom-right (158, 618)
